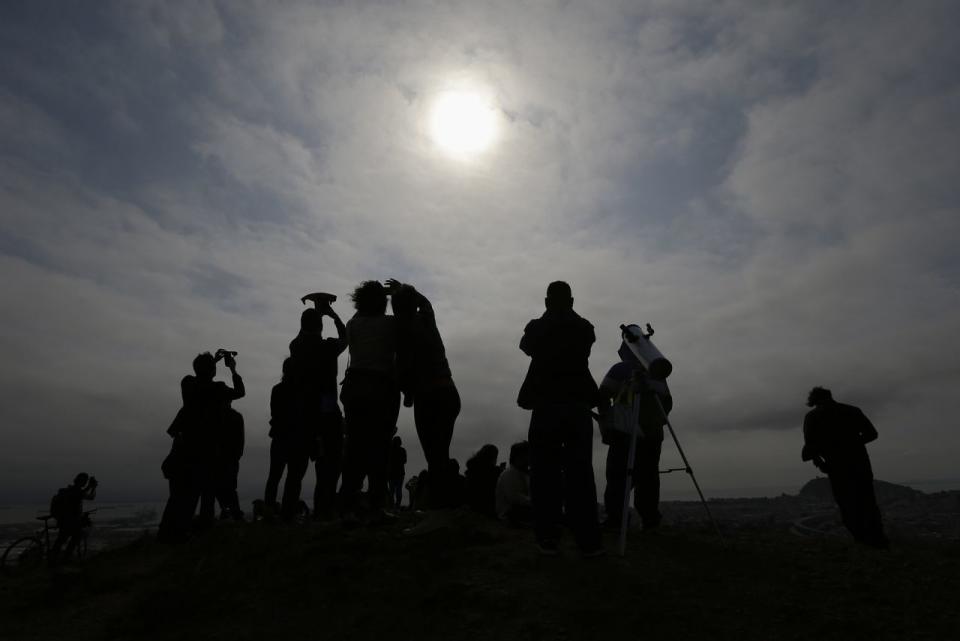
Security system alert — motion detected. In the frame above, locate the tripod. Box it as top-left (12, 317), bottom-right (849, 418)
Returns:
top-left (614, 370), bottom-right (724, 555)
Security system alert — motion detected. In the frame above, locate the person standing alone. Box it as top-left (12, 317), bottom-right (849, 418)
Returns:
top-left (802, 386), bottom-right (888, 548)
top-left (517, 281), bottom-right (603, 556)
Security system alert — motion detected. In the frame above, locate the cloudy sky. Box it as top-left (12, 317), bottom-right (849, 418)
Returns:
top-left (2, 1), bottom-right (958, 503)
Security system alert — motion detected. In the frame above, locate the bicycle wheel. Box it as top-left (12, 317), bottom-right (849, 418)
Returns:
top-left (1, 536), bottom-right (45, 576)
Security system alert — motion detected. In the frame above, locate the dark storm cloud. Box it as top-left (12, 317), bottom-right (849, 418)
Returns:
top-left (1, 0), bottom-right (958, 502)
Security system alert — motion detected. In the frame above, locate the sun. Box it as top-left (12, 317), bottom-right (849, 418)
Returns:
top-left (429, 90), bottom-right (499, 157)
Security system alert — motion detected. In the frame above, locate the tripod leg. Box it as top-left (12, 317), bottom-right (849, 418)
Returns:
top-left (619, 429), bottom-right (639, 557)
top-left (618, 395), bottom-right (642, 557)
top-left (654, 396), bottom-right (725, 545)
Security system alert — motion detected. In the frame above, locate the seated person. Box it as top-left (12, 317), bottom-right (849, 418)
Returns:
top-left (496, 442), bottom-right (532, 525)
top-left (465, 445), bottom-right (500, 516)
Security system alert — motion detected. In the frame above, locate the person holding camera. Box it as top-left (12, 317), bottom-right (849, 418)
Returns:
top-left (159, 350), bottom-right (245, 541)
top-left (518, 281), bottom-right (603, 556)
top-left (49, 472), bottom-right (97, 564)
top-left (193, 351), bottom-right (246, 523)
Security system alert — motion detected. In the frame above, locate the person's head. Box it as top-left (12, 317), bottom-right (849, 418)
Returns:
top-left (807, 386), bottom-right (833, 407)
top-left (351, 280), bottom-right (388, 316)
top-left (480, 444), bottom-right (499, 465)
top-left (300, 308), bottom-right (322, 333)
top-left (281, 357), bottom-right (294, 381)
top-left (193, 352), bottom-right (216, 380)
top-left (469, 444), bottom-right (499, 469)
top-left (390, 284), bottom-right (418, 318)
top-left (508, 441), bottom-right (530, 472)
top-left (73, 472), bottom-right (90, 487)
top-left (544, 280), bottom-right (573, 311)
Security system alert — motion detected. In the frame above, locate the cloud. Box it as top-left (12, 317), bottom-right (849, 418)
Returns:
top-left (0, 0), bottom-right (958, 502)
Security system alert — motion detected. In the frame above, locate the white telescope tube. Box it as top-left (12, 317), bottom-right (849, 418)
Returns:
top-left (618, 324), bottom-right (672, 379)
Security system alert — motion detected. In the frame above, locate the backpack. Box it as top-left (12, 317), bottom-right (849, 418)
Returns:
top-left (49, 487), bottom-right (69, 520)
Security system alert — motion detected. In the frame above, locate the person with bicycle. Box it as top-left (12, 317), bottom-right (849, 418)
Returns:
top-left (49, 473), bottom-right (97, 565)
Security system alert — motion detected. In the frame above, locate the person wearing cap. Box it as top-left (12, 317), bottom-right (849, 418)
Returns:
top-left (496, 441), bottom-right (532, 525)
top-left (517, 281), bottom-right (603, 556)
top-left (802, 386), bottom-right (888, 548)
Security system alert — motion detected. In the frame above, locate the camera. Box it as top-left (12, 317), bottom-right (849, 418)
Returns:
top-left (214, 349), bottom-right (238, 362)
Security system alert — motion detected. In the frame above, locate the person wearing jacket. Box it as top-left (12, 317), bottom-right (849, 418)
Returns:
top-left (802, 386), bottom-right (888, 548)
top-left (518, 281), bottom-right (602, 556)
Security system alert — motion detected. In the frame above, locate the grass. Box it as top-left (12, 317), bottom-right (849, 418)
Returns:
top-left (2, 511), bottom-right (958, 641)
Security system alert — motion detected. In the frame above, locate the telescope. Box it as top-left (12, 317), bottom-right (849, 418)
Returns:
top-left (611, 322), bottom-right (722, 554)
top-left (618, 323), bottom-right (672, 379)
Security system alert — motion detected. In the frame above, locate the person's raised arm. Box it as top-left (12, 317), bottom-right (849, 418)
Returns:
top-left (224, 353), bottom-right (245, 400)
top-left (325, 305), bottom-right (348, 355)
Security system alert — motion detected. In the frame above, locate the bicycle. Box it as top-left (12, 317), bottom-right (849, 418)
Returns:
top-left (1, 509), bottom-right (96, 576)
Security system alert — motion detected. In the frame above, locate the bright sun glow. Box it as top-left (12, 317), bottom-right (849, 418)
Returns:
top-left (429, 90), bottom-right (498, 157)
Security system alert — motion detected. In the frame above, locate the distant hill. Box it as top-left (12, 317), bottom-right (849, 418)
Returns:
top-left (799, 477), bottom-right (924, 504)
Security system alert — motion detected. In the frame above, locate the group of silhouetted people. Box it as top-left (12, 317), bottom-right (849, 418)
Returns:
top-left (159, 278), bottom-right (467, 537)
top-left (156, 279), bottom-right (887, 552)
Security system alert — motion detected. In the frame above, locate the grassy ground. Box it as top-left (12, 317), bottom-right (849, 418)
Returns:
top-left (2, 511), bottom-right (958, 641)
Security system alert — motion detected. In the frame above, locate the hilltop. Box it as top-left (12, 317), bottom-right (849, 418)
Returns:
top-left (2, 509), bottom-right (958, 641)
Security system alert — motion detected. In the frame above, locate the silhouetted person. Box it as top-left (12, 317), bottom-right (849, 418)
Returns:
top-left (388, 279), bottom-right (461, 508)
top-left (465, 444), bottom-right (501, 517)
top-left (802, 387), bottom-right (888, 548)
top-left (338, 281), bottom-right (401, 523)
top-left (496, 441), bottom-right (532, 525)
top-left (518, 281), bottom-right (602, 556)
top-left (49, 473), bottom-right (97, 564)
top-left (265, 358), bottom-right (296, 513)
top-left (158, 351), bottom-right (244, 542)
top-left (288, 298), bottom-right (347, 520)
top-left (197, 351), bottom-right (247, 523)
top-left (599, 346), bottom-right (672, 531)
top-left (211, 403), bottom-right (245, 520)
top-left (387, 436), bottom-right (407, 508)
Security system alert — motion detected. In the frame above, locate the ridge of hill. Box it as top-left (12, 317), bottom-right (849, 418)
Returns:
top-left (798, 478), bottom-right (923, 503)
top-left (2, 510), bottom-right (959, 641)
